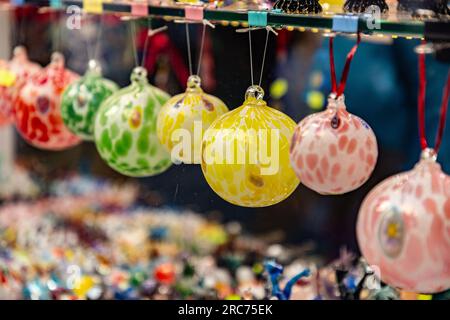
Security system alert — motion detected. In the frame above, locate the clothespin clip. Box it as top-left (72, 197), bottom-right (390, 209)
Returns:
top-left (131, 0), bottom-right (148, 17)
top-left (248, 10), bottom-right (268, 28)
top-left (10, 0), bottom-right (24, 6)
top-left (332, 14), bottom-right (360, 34)
top-left (147, 25), bottom-right (168, 37)
top-left (50, 0), bottom-right (63, 9)
top-left (174, 6), bottom-right (215, 29)
top-left (236, 10), bottom-right (277, 35)
top-left (184, 5), bottom-right (204, 22)
top-left (83, 0), bottom-right (103, 14)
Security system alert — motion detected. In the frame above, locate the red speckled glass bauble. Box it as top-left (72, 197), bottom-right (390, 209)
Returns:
top-left (357, 148), bottom-right (450, 293)
top-left (14, 52), bottom-right (81, 150)
top-left (0, 46), bottom-right (41, 126)
top-left (289, 94), bottom-right (378, 194)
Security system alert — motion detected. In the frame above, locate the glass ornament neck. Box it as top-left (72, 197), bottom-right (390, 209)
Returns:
top-left (420, 148), bottom-right (437, 162)
top-left (244, 85), bottom-right (266, 106)
top-left (50, 52), bottom-right (65, 70)
top-left (415, 147), bottom-right (442, 171)
top-left (130, 67), bottom-right (148, 85)
top-left (186, 75), bottom-right (203, 94)
top-left (86, 59), bottom-right (102, 76)
top-left (327, 93), bottom-right (346, 110)
top-left (12, 46), bottom-right (28, 63)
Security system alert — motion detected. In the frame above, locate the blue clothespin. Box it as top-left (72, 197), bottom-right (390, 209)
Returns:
top-left (248, 11), bottom-right (268, 28)
top-left (332, 15), bottom-right (360, 33)
top-left (10, 0), bottom-right (25, 6)
top-left (50, 0), bottom-right (63, 9)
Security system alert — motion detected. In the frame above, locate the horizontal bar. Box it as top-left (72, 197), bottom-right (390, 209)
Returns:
top-left (20, 0), bottom-right (428, 38)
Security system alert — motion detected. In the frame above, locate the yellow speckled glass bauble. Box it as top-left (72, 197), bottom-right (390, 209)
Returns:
top-left (157, 75), bottom-right (228, 164)
top-left (201, 85), bottom-right (299, 207)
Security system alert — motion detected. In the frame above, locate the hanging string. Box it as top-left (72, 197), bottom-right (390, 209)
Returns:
top-left (17, 6), bottom-right (26, 47)
top-left (259, 29), bottom-right (270, 87)
top-left (197, 23), bottom-right (206, 77)
top-left (249, 29), bottom-right (254, 85)
top-left (248, 28), bottom-right (271, 87)
top-left (329, 33), bottom-right (361, 97)
top-left (53, 10), bottom-right (63, 53)
top-left (185, 23), bottom-right (193, 76)
top-left (184, 22), bottom-right (208, 77)
top-left (418, 49), bottom-right (450, 154)
top-left (140, 18), bottom-right (153, 68)
top-left (85, 15), bottom-right (103, 63)
top-left (130, 20), bottom-right (139, 68)
top-left (129, 18), bottom-right (165, 70)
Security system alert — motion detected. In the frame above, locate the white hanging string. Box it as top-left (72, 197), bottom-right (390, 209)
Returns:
top-left (185, 21), bottom-right (210, 77)
top-left (85, 15), bottom-right (103, 63)
top-left (185, 23), bottom-right (193, 76)
top-left (129, 18), bottom-right (168, 69)
top-left (130, 20), bottom-right (139, 68)
top-left (197, 23), bottom-right (207, 76)
top-left (245, 27), bottom-right (275, 87)
top-left (259, 29), bottom-right (270, 87)
top-left (140, 18), bottom-right (152, 68)
top-left (248, 29), bottom-right (254, 85)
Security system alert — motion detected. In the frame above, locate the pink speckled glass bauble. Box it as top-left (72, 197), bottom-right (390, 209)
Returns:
top-left (14, 52), bottom-right (81, 150)
top-left (357, 148), bottom-right (450, 293)
top-left (290, 94), bottom-right (378, 194)
top-left (0, 46), bottom-right (41, 126)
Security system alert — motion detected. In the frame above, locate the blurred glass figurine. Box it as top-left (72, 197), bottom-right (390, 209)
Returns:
top-left (264, 260), bottom-right (311, 300)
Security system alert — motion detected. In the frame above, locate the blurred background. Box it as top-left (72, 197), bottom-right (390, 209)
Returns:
top-left (0, 0), bottom-right (449, 300)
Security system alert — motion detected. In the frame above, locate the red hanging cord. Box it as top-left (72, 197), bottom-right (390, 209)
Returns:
top-left (329, 36), bottom-right (337, 94)
top-left (418, 52), bottom-right (428, 150)
top-left (418, 49), bottom-right (450, 154)
top-left (329, 33), bottom-right (361, 98)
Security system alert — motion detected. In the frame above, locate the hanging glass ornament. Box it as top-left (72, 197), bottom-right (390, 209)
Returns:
top-left (157, 75), bottom-right (229, 164)
top-left (61, 60), bottom-right (119, 140)
top-left (0, 46), bottom-right (41, 126)
top-left (343, 0), bottom-right (389, 14)
top-left (357, 52), bottom-right (450, 294)
top-left (94, 67), bottom-right (172, 177)
top-left (290, 94), bottom-right (378, 195)
top-left (290, 34), bottom-right (377, 195)
top-left (357, 149), bottom-right (450, 293)
top-left (14, 52), bottom-right (81, 150)
top-left (273, 0), bottom-right (322, 14)
top-left (201, 85), bottom-right (299, 207)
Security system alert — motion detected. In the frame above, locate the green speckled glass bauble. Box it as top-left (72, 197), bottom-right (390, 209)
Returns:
top-left (94, 67), bottom-right (172, 177)
top-left (61, 60), bottom-right (119, 140)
